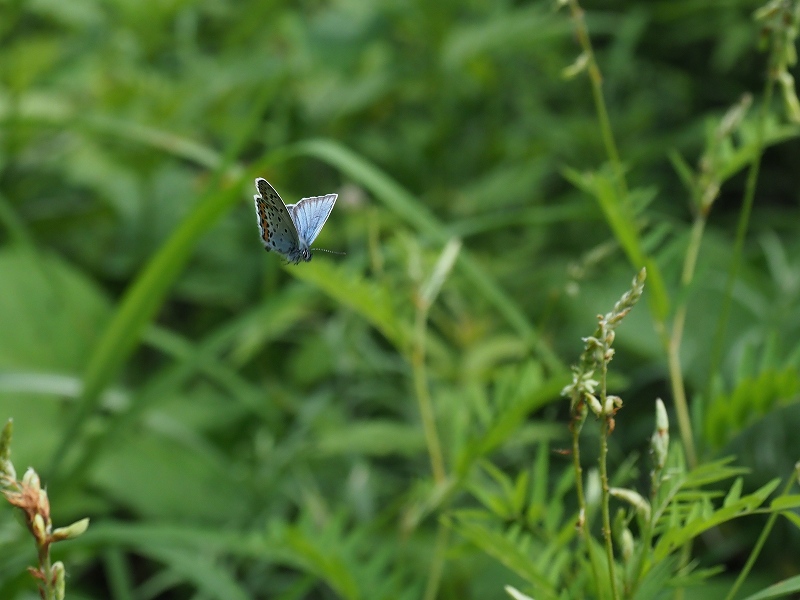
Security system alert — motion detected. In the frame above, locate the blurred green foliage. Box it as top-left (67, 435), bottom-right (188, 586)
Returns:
top-left (1, 0), bottom-right (800, 598)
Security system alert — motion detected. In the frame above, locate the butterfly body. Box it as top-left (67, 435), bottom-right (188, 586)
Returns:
top-left (254, 178), bottom-right (337, 264)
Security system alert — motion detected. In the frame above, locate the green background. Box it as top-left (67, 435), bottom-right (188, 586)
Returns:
top-left (1, 0), bottom-right (799, 598)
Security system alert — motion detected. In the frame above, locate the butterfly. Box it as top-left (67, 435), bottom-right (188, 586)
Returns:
top-left (253, 177), bottom-right (338, 264)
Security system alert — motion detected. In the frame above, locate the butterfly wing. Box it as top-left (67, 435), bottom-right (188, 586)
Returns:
top-left (254, 178), bottom-right (303, 262)
top-left (289, 194), bottom-right (338, 246)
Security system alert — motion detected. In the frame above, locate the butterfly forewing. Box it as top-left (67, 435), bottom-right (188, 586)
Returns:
top-left (254, 178), bottom-right (302, 261)
top-left (290, 194), bottom-right (338, 246)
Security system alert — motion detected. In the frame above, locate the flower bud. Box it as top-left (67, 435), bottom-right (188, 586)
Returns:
top-left (52, 561), bottom-right (65, 600)
top-left (585, 469), bottom-right (601, 507)
top-left (651, 398), bottom-right (669, 470)
top-left (52, 518), bottom-right (90, 542)
top-left (586, 393), bottom-right (603, 415)
top-left (22, 468), bottom-right (40, 491)
top-left (32, 513), bottom-right (48, 546)
top-left (562, 51), bottom-right (590, 79)
top-left (621, 528), bottom-right (635, 563)
top-left (37, 488), bottom-right (50, 517)
top-left (504, 585), bottom-right (536, 600)
top-left (1, 459), bottom-right (16, 481)
top-left (609, 487), bottom-right (651, 522)
top-left (604, 395), bottom-right (622, 414)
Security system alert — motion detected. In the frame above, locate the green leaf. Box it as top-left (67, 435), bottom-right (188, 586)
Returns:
top-left (653, 478), bottom-right (780, 561)
top-left (289, 259), bottom-right (408, 350)
top-left (315, 420), bottom-right (425, 457)
top-left (49, 178), bottom-right (247, 478)
top-left (289, 138), bottom-right (564, 373)
top-left (739, 575), bottom-right (800, 600)
top-left (723, 477), bottom-right (743, 507)
top-left (561, 166), bottom-right (670, 320)
top-left (667, 149), bottom-right (699, 205)
top-left (448, 516), bottom-right (558, 600)
top-left (143, 546), bottom-right (252, 600)
top-left (781, 511), bottom-right (800, 530)
top-left (770, 495), bottom-right (800, 511)
top-left (0, 248), bottom-right (110, 372)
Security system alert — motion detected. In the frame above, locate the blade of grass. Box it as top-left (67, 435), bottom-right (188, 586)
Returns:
top-left (82, 115), bottom-right (227, 171)
top-left (47, 88), bottom-right (276, 481)
top-left (289, 259), bottom-right (408, 350)
top-left (144, 546), bottom-right (253, 600)
top-left (288, 138), bottom-right (564, 374)
top-left (47, 178), bottom-right (245, 480)
top-left (103, 548), bottom-right (135, 600)
top-left (52, 253), bottom-right (314, 483)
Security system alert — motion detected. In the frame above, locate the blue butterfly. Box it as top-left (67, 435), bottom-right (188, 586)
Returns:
top-left (254, 177), bottom-right (338, 264)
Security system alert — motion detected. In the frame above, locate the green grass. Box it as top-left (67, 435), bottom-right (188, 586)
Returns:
top-left (2, 0), bottom-right (800, 598)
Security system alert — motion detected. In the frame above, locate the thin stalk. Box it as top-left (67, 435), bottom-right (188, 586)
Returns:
top-left (672, 544), bottom-right (691, 600)
top-left (412, 308), bottom-right (446, 485)
top-left (598, 360), bottom-right (620, 600)
top-left (666, 215), bottom-right (707, 469)
top-left (567, 9), bottom-right (699, 486)
top-left (707, 72), bottom-right (775, 409)
top-left (566, 0), bottom-right (628, 200)
top-left (104, 548), bottom-right (135, 600)
top-left (598, 421), bottom-right (618, 599)
top-left (628, 420), bottom-right (667, 596)
top-left (570, 410), bottom-right (604, 597)
top-left (39, 548), bottom-right (55, 600)
top-left (422, 522), bottom-right (450, 600)
top-left (627, 512), bottom-right (654, 597)
top-left (724, 474), bottom-right (796, 600)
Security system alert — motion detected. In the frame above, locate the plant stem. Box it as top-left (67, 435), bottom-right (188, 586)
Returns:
top-left (413, 308), bottom-right (446, 485)
top-left (570, 411), bottom-right (604, 597)
top-left (672, 544), bottom-right (691, 600)
top-left (423, 522), bottom-right (450, 600)
top-left (39, 546), bottom-right (54, 600)
top-left (724, 474), bottom-right (796, 600)
top-left (707, 65), bottom-right (775, 411)
top-left (598, 419), bottom-right (618, 599)
top-left (666, 215), bottom-right (706, 469)
top-left (628, 423), bottom-right (667, 596)
top-left (413, 301), bottom-right (447, 600)
top-left (567, 0), bottom-right (628, 200)
top-left (598, 361), bottom-right (620, 600)
top-left (627, 512), bottom-right (654, 597)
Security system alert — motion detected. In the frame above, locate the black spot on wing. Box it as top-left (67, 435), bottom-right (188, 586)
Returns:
top-left (254, 196), bottom-right (271, 248)
top-left (255, 178), bottom-right (285, 206)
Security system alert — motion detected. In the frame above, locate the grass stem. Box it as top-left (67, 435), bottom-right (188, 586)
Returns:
top-left (423, 522), bottom-right (450, 600)
top-left (725, 473), bottom-right (797, 600)
top-left (412, 307), bottom-right (446, 484)
top-left (666, 215), bottom-right (706, 468)
top-left (570, 411), bottom-right (604, 597)
top-left (707, 56), bottom-right (776, 415)
top-left (567, 0), bottom-right (628, 200)
top-left (598, 362), bottom-right (620, 600)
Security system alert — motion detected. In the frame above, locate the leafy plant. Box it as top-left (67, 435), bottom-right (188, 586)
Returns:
top-left (456, 274), bottom-right (800, 599)
top-left (0, 420), bottom-right (89, 600)
top-left (1, 0), bottom-right (800, 598)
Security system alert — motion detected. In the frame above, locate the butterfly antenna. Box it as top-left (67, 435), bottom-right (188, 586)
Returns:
top-left (312, 248), bottom-right (347, 256)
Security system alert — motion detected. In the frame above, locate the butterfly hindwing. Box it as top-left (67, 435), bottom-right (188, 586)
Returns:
top-left (254, 178), bottom-right (303, 262)
top-left (254, 178), bottom-right (337, 263)
top-left (290, 194), bottom-right (338, 246)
